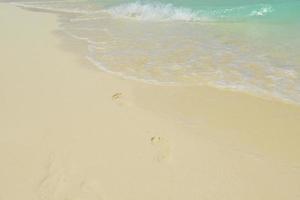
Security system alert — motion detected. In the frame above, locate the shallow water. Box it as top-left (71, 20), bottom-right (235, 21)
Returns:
top-left (4, 0), bottom-right (300, 104)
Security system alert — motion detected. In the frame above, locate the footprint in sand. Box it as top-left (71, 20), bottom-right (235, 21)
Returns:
top-left (38, 156), bottom-right (103, 200)
top-left (112, 92), bottom-right (125, 106)
top-left (150, 136), bottom-right (171, 162)
top-left (112, 92), bottom-right (132, 107)
top-left (112, 93), bottom-right (122, 100)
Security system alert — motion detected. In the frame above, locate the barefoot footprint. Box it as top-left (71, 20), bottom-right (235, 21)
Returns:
top-left (112, 93), bottom-right (122, 100)
top-left (150, 136), bottom-right (171, 162)
top-left (38, 156), bottom-right (103, 200)
top-left (112, 92), bottom-right (126, 106)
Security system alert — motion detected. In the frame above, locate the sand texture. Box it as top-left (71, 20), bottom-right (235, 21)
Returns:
top-left (1, 4), bottom-right (300, 200)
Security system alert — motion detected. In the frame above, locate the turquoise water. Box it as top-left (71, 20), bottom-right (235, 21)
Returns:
top-left (100, 0), bottom-right (300, 22)
top-left (5, 0), bottom-right (300, 104)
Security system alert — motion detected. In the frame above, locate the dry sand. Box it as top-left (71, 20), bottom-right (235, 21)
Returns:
top-left (0, 4), bottom-right (300, 200)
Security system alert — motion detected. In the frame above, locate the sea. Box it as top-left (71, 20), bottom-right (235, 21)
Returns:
top-left (3, 0), bottom-right (300, 104)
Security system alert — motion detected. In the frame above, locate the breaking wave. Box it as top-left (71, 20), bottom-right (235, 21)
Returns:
top-left (105, 1), bottom-right (275, 22)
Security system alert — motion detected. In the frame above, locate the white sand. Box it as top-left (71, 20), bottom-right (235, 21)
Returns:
top-left (1, 4), bottom-right (300, 200)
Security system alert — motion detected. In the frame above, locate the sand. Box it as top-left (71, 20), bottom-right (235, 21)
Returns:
top-left (0, 3), bottom-right (300, 200)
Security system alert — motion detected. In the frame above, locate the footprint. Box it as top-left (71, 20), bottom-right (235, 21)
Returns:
top-left (112, 93), bottom-right (122, 100)
top-left (112, 92), bottom-right (132, 107)
top-left (150, 136), bottom-right (171, 162)
top-left (38, 156), bottom-right (103, 200)
top-left (112, 92), bottom-right (125, 106)
top-left (150, 136), bottom-right (161, 145)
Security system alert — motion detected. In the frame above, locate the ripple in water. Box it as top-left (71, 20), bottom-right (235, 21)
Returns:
top-left (8, 0), bottom-right (300, 104)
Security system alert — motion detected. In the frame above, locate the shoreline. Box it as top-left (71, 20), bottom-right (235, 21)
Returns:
top-left (10, 2), bottom-right (300, 107)
top-left (1, 3), bottom-right (300, 200)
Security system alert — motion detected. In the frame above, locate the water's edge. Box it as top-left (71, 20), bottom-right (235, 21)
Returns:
top-left (4, 0), bottom-right (300, 106)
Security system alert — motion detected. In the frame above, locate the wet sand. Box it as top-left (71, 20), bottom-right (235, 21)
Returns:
top-left (0, 3), bottom-right (300, 200)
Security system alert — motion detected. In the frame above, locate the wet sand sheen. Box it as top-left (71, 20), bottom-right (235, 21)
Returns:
top-left (11, 0), bottom-right (300, 104)
top-left (0, 3), bottom-right (300, 200)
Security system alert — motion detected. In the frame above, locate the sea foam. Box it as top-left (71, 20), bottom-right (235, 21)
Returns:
top-left (105, 2), bottom-right (206, 21)
top-left (105, 1), bottom-right (275, 22)
top-left (6, 0), bottom-right (300, 105)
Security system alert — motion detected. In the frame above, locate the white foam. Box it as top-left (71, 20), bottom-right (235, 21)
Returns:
top-left (105, 2), bottom-right (210, 22)
top-left (8, 0), bottom-right (299, 105)
top-left (105, 2), bottom-right (276, 22)
top-left (250, 5), bottom-right (273, 16)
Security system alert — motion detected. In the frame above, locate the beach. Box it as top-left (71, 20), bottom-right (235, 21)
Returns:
top-left (0, 3), bottom-right (300, 200)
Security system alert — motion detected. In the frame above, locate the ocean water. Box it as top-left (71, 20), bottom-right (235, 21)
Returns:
top-left (4, 0), bottom-right (300, 104)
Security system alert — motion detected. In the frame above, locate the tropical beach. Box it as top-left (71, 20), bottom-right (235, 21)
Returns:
top-left (0, 1), bottom-right (300, 200)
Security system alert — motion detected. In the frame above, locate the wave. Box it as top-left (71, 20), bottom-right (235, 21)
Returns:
top-left (105, 2), bottom-right (207, 21)
top-left (6, 0), bottom-right (300, 105)
top-left (9, 0), bottom-right (294, 22)
top-left (105, 1), bottom-right (275, 22)
top-left (250, 5), bottom-right (273, 16)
